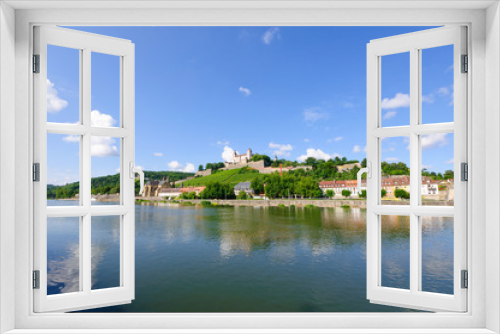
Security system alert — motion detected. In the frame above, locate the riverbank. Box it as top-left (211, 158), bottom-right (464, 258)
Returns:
top-left (136, 197), bottom-right (453, 208)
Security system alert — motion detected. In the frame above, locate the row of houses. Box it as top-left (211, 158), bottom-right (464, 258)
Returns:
top-left (318, 175), bottom-right (454, 200)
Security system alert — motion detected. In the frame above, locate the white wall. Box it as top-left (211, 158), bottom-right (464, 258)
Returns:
top-left (0, 2), bottom-right (16, 333)
top-left (485, 2), bottom-right (500, 332)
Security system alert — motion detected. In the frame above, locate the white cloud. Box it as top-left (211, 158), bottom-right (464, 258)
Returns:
top-left (262, 27), bottom-right (280, 45)
top-left (297, 148), bottom-right (340, 162)
top-left (62, 110), bottom-right (119, 157)
top-left (422, 94), bottom-right (434, 103)
top-left (421, 133), bottom-right (448, 150)
top-left (63, 135), bottom-right (79, 143)
top-left (383, 111), bottom-right (397, 120)
top-left (333, 136), bottom-right (343, 142)
top-left (46, 79), bottom-right (68, 113)
top-left (303, 107), bottom-right (329, 124)
top-left (446, 158), bottom-right (454, 164)
top-left (304, 138), bottom-right (310, 143)
top-left (168, 161), bottom-right (182, 170)
top-left (217, 140), bottom-right (230, 145)
top-left (153, 152), bottom-right (164, 157)
top-left (91, 109), bottom-right (116, 127)
top-left (385, 157), bottom-right (400, 162)
top-left (239, 86), bottom-right (251, 96)
top-left (183, 163), bottom-right (195, 173)
top-left (353, 145), bottom-right (366, 153)
top-left (167, 161), bottom-right (195, 173)
top-left (342, 102), bottom-right (355, 108)
top-left (91, 136), bottom-right (119, 157)
top-left (222, 146), bottom-right (235, 162)
top-left (269, 142), bottom-right (293, 157)
top-left (381, 93), bottom-right (410, 109)
top-left (438, 86), bottom-right (450, 95)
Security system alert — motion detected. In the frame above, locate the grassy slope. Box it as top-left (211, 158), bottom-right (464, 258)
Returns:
top-left (178, 168), bottom-right (261, 188)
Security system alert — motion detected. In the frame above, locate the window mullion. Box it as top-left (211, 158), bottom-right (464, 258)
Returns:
top-left (409, 47), bottom-right (420, 294)
top-left (82, 48), bottom-right (92, 294)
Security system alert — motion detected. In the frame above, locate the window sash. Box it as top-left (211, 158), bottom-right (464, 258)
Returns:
top-left (33, 26), bottom-right (136, 313)
top-left (366, 26), bottom-right (467, 312)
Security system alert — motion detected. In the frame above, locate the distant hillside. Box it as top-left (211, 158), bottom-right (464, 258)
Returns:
top-left (47, 171), bottom-right (194, 199)
top-left (177, 167), bottom-right (260, 188)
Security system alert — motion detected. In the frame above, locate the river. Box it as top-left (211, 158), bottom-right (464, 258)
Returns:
top-left (47, 200), bottom-right (454, 312)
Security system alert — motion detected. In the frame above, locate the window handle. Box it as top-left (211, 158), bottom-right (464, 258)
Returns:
top-left (356, 162), bottom-right (371, 195)
top-left (130, 162), bottom-right (145, 195)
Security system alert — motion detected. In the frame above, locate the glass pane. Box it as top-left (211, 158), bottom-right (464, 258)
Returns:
top-left (420, 133), bottom-right (454, 206)
top-left (421, 45), bottom-right (454, 124)
top-left (381, 52), bottom-right (410, 127)
top-left (47, 216), bottom-right (80, 295)
top-left (381, 215), bottom-right (410, 290)
top-left (92, 215), bottom-right (121, 290)
top-left (47, 133), bottom-right (80, 206)
top-left (421, 216), bottom-right (454, 294)
top-left (47, 45), bottom-right (80, 124)
top-left (91, 136), bottom-right (121, 205)
top-left (91, 52), bottom-right (120, 128)
top-left (380, 136), bottom-right (410, 205)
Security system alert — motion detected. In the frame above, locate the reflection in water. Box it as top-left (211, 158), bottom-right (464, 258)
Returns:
top-left (45, 201), bottom-right (454, 312)
top-left (47, 201), bottom-right (122, 294)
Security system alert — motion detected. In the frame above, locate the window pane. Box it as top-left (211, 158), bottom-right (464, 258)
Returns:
top-left (47, 45), bottom-right (80, 124)
top-left (47, 216), bottom-right (80, 295)
top-left (421, 45), bottom-right (454, 124)
top-left (380, 136), bottom-right (410, 205)
top-left (381, 215), bottom-right (410, 290)
top-left (381, 52), bottom-right (410, 127)
top-left (47, 133), bottom-right (80, 206)
top-left (92, 215), bottom-right (121, 290)
top-left (91, 52), bottom-right (120, 128)
top-left (420, 133), bottom-right (454, 206)
top-left (421, 216), bottom-right (454, 295)
top-left (91, 136), bottom-right (121, 205)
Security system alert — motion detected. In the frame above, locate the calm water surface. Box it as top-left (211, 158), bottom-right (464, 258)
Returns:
top-left (47, 200), bottom-right (454, 312)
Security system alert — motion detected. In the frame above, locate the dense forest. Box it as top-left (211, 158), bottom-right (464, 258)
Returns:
top-left (47, 171), bottom-right (194, 199)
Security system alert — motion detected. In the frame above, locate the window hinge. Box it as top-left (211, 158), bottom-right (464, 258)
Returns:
top-left (461, 162), bottom-right (468, 182)
top-left (461, 270), bottom-right (468, 289)
top-left (33, 270), bottom-right (40, 289)
top-left (33, 163), bottom-right (40, 182)
top-left (461, 54), bottom-right (468, 73)
top-left (33, 54), bottom-right (40, 73)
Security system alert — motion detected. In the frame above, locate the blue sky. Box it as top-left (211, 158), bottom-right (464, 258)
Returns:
top-left (46, 26), bottom-right (455, 185)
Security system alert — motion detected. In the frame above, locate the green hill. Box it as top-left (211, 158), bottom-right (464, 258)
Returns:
top-left (178, 167), bottom-right (260, 188)
top-left (47, 170), bottom-right (194, 199)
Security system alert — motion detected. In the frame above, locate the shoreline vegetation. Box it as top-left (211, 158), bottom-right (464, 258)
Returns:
top-left (133, 197), bottom-right (454, 209)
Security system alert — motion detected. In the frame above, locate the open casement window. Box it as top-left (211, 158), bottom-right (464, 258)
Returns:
top-left (365, 26), bottom-right (467, 312)
top-left (33, 26), bottom-right (140, 312)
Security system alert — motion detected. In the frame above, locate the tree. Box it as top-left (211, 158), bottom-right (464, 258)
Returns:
top-left (251, 177), bottom-right (265, 195)
top-left (305, 157), bottom-right (317, 166)
top-left (394, 188), bottom-right (410, 200)
top-left (237, 191), bottom-right (248, 200)
top-left (342, 189), bottom-right (352, 198)
top-left (199, 182), bottom-right (235, 200)
top-left (325, 189), bottom-right (335, 199)
top-left (198, 165), bottom-right (204, 171)
top-left (359, 189), bottom-right (367, 199)
top-left (381, 189), bottom-right (387, 198)
top-left (251, 154), bottom-right (272, 166)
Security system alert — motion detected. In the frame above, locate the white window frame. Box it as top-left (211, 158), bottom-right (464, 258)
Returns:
top-left (33, 26), bottom-right (136, 313)
top-left (366, 26), bottom-right (467, 312)
top-left (0, 1), bottom-right (499, 333)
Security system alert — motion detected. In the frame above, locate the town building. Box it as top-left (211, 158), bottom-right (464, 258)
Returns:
top-left (319, 176), bottom-right (454, 200)
top-left (143, 177), bottom-right (173, 197)
top-left (234, 182), bottom-right (253, 196)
